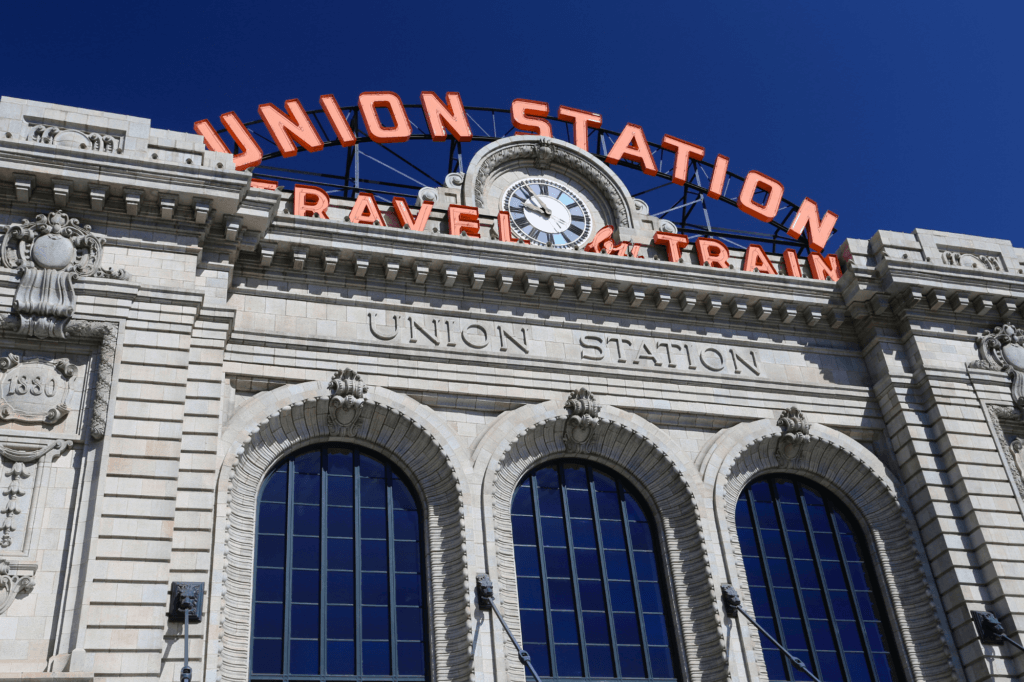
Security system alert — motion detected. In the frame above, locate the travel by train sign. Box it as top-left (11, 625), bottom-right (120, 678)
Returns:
top-left (194, 91), bottom-right (842, 281)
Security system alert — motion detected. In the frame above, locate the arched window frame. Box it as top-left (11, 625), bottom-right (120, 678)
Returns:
top-left (250, 442), bottom-right (430, 681)
top-left (211, 382), bottom-right (472, 682)
top-left (510, 459), bottom-right (683, 681)
top-left (735, 474), bottom-right (904, 682)
top-left (698, 415), bottom-right (961, 682)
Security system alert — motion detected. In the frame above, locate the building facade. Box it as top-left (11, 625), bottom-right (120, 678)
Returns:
top-left (0, 95), bottom-right (1022, 682)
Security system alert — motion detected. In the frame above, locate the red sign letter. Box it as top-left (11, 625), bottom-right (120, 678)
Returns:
top-left (349, 193), bottom-right (385, 225)
top-left (219, 111), bottom-right (263, 171)
top-left (782, 249), bottom-right (802, 277)
top-left (605, 124), bottom-right (657, 176)
top-left (706, 155), bottom-right (730, 200)
top-left (393, 198), bottom-right (433, 231)
top-left (258, 99), bottom-right (324, 158)
top-left (294, 185), bottom-right (330, 219)
top-left (653, 232), bottom-right (690, 262)
top-left (511, 100), bottom-right (552, 137)
top-left (448, 205), bottom-right (480, 237)
top-left (787, 198), bottom-right (838, 253)
top-left (420, 91), bottom-right (473, 142)
top-left (696, 237), bottom-right (731, 268)
top-left (320, 94), bottom-right (357, 147)
top-left (808, 252), bottom-right (842, 281)
top-left (741, 244), bottom-right (779, 275)
top-left (496, 211), bottom-right (514, 242)
top-left (358, 92), bottom-right (412, 143)
top-left (557, 106), bottom-right (602, 152)
top-left (661, 135), bottom-right (704, 186)
top-left (737, 171), bottom-right (784, 223)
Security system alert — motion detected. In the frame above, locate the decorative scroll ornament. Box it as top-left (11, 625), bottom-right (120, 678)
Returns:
top-left (0, 560), bottom-right (34, 616)
top-left (0, 439), bottom-right (73, 463)
top-left (776, 407), bottom-right (812, 464)
top-left (940, 250), bottom-right (1002, 271)
top-left (1012, 438), bottom-right (1023, 459)
top-left (563, 388), bottom-right (601, 453)
top-left (327, 368), bottom-right (367, 436)
top-left (971, 324), bottom-right (1024, 410)
top-left (0, 211), bottom-right (106, 338)
top-left (0, 355), bottom-right (77, 426)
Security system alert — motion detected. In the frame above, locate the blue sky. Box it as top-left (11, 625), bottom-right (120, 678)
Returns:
top-left (4, 1), bottom-right (1021, 247)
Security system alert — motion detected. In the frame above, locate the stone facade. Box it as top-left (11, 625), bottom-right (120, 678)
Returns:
top-left (0, 95), bottom-right (1022, 682)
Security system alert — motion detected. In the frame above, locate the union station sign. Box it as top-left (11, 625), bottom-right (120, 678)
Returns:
top-left (195, 91), bottom-right (842, 281)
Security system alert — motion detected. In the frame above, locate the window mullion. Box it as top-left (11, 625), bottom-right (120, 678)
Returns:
top-left (796, 482), bottom-right (853, 682)
top-left (746, 487), bottom-right (796, 681)
top-left (283, 458), bottom-right (295, 679)
top-left (826, 497), bottom-right (883, 682)
top-left (355, 450), bottom-right (363, 679)
top-left (772, 479), bottom-right (823, 679)
top-left (588, 466), bottom-right (622, 679)
top-left (531, 473), bottom-right (557, 677)
top-left (617, 478), bottom-right (654, 679)
top-left (387, 463), bottom-right (399, 681)
top-left (560, 464), bottom-right (591, 679)
top-left (321, 446), bottom-right (329, 681)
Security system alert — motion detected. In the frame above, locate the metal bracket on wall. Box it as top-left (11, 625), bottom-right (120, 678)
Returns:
top-left (168, 582), bottom-right (204, 682)
top-left (476, 573), bottom-right (542, 682)
top-left (972, 610), bottom-right (1024, 652)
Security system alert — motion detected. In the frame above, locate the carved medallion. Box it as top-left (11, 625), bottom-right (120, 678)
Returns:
top-left (0, 355), bottom-right (77, 425)
top-left (972, 324), bottom-right (1024, 410)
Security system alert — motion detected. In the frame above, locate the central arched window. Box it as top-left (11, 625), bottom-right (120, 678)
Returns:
top-left (511, 461), bottom-right (680, 681)
top-left (250, 443), bottom-right (427, 681)
top-left (736, 476), bottom-right (902, 682)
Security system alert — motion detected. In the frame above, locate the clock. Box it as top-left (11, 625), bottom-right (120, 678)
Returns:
top-left (501, 177), bottom-right (594, 248)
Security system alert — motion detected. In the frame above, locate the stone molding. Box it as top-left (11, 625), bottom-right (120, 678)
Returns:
top-left (64, 320), bottom-right (117, 440)
top-left (213, 380), bottom-right (471, 682)
top-left (472, 399), bottom-right (725, 682)
top-left (698, 416), bottom-right (961, 682)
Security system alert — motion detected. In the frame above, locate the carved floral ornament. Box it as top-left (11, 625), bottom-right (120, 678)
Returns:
top-left (971, 324), bottom-right (1024, 410)
top-left (0, 211), bottom-right (127, 339)
top-left (776, 406), bottom-right (812, 464)
top-left (327, 368), bottom-right (367, 436)
top-left (563, 387), bottom-right (601, 453)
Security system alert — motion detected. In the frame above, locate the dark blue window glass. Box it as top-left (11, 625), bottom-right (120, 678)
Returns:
top-left (250, 443), bottom-right (427, 681)
top-left (512, 461), bottom-right (680, 681)
top-left (736, 476), bottom-right (903, 682)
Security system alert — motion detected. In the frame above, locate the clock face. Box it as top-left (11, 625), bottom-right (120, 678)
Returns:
top-left (502, 178), bottom-right (593, 248)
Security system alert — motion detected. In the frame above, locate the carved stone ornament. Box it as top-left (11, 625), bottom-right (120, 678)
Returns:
top-left (563, 388), bottom-right (601, 453)
top-left (940, 250), bottom-right (1002, 271)
top-left (0, 354), bottom-right (77, 425)
top-left (0, 559), bottom-right (34, 616)
top-left (0, 439), bottom-right (71, 548)
top-left (971, 324), bottom-right (1024, 410)
top-left (776, 407), bottom-right (812, 463)
top-left (1012, 438), bottom-right (1023, 459)
top-left (327, 368), bottom-right (367, 436)
top-left (31, 124), bottom-right (122, 153)
top-left (0, 211), bottom-right (107, 338)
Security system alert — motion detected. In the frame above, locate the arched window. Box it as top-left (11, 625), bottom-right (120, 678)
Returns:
top-left (250, 443), bottom-right (427, 681)
top-left (736, 476), bottom-right (902, 682)
top-left (511, 461), bottom-right (680, 681)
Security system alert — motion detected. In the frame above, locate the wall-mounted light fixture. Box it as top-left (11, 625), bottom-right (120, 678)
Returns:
top-left (168, 582), bottom-right (204, 682)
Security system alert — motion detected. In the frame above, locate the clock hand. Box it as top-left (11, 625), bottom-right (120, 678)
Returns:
top-left (522, 201), bottom-right (551, 217)
top-left (521, 186), bottom-right (552, 216)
